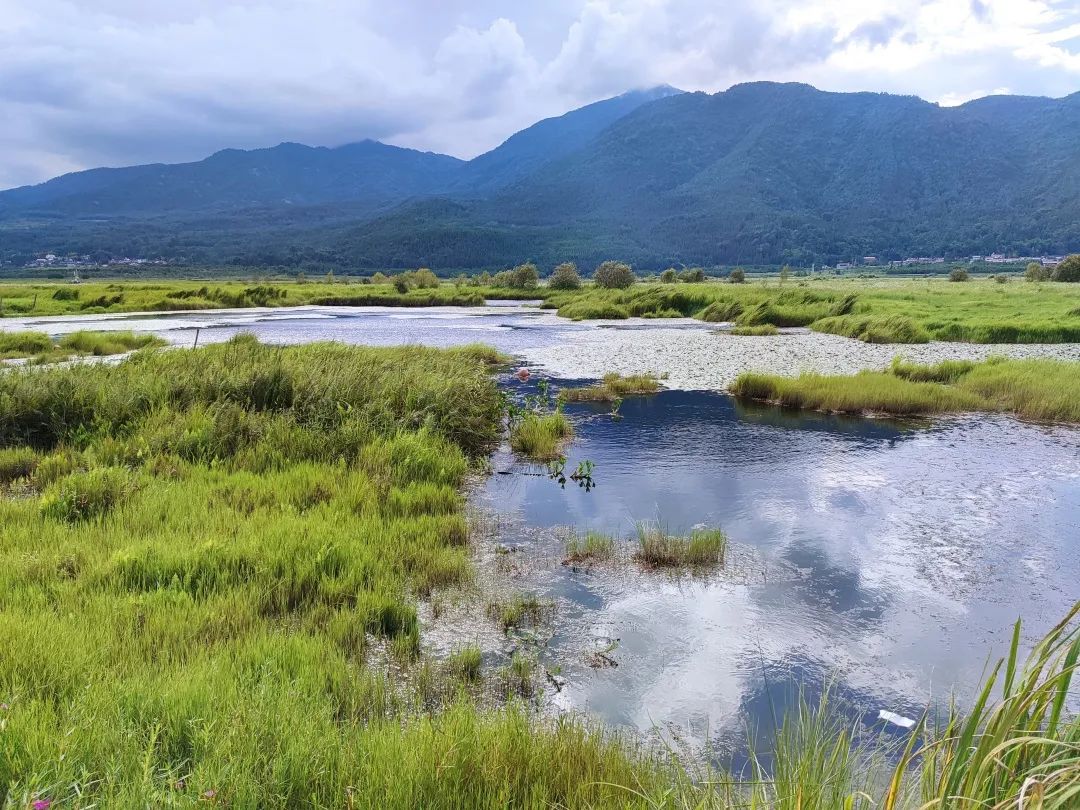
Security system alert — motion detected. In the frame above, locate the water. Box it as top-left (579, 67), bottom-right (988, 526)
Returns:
top-left (478, 378), bottom-right (1080, 754)
top-left (10, 303), bottom-right (1080, 756)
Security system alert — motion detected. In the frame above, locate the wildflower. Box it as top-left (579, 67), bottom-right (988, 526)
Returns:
top-left (32, 800), bottom-right (52, 810)
top-left (202, 789), bottom-right (217, 800)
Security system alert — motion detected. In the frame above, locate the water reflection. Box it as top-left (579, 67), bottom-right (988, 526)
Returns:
top-left (478, 379), bottom-right (1080, 758)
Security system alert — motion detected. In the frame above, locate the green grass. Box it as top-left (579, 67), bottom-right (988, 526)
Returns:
top-left (509, 412), bottom-right (572, 460)
top-left (564, 530), bottom-right (617, 563)
top-left (729, 324), bottom-right (780, 336)
top-left (485, 595), bottom-right (553, 633)
top-left (560, 372), bottom-right (662, 402)
top-left (731, 357), bottom-right (1080, 422)
top-left (0, 329), bottom-right (165, 363)
top-left (634, 523), bottom-right (727, 567)
top-left (541, 277), bottom-right (1080, 343)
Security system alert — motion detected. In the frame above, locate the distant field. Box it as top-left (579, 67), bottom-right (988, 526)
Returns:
top-left (1, 275), bottom-right (1079, 344)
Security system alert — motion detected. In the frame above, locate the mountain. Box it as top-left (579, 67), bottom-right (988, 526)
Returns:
top-left (2, 82), bottom-right (1079, 269)
top-left (0, 140), bottom-right (464, 218)
top-left (454, 85), bottom-right (683, 194)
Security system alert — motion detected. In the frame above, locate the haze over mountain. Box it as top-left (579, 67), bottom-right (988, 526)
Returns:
top-left (2, 82), bottom-right (1078, 270)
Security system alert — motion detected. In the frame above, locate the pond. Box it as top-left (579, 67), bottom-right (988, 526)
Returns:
top-left (475, 376), bottom-right (1080, 758)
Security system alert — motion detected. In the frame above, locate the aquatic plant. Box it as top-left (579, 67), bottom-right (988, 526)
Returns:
top-left (564, 530), bottom-right (616, 563)
top-left (509, 412), bottom-right (572, 460)
top-left (634, 523), bottom-right (727, 567)
top-left (560, 372), bottom-right (662, 402)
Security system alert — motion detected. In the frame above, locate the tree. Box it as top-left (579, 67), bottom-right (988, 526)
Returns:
top-left (393, 277), bottom-right (410, 294)
top-left (949, 267), bottom-right (970, 282)
top-left (1053, 254), bottom-right (1080, 282)
top-left (594, 260), bottom-right (636, 289)
top-left (549, 262), bottom-right (581, 290)
top-left (660, 268), bottom-right (677, 283)
top-left (729, 268), bottom-right (746, 283)
top-left (509, 262), bottom-right (539, 289)
top-left (678, 267), bottom-right (705, 283)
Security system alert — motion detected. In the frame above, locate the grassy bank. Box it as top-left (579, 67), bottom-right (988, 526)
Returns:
top-left (731, 357), bottom-right (1080, 422)
top-left (542, 277), bottom-right (1080, 343)
top-left (4, 276), bottom-right (1080, 345)
top-left (0, 329), bottom-right (164, 363)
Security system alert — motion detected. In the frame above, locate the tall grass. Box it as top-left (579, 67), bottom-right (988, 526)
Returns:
top-left (509, 411), bottom-right (572, 460)
top-left (731, 357), bottom-right (1080, 422)
top-left (635, 523), bottom-right (727, 567)
top-left (0, 329), bottom-right (163, 362)
top-left (564, 530), bottom-right (617, 563)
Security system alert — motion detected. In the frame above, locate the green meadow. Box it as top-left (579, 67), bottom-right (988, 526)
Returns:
top-left (0, 337), bottom-right (1078, 807)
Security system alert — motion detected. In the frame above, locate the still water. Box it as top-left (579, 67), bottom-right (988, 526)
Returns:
top-left (478, 378), bottom-right (1080, 753)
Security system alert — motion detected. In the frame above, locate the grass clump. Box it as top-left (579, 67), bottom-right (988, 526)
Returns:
top-left (812, 314), bottom-right (931, 344)
top-left (446, 645), bottom-right (483, 683)
top-left (486, 595), bottom-right (553, 633)
top-left (0, 446), bottom-right (39, 484)
top-left (729, 324), bottom-right (779, 336)
top-left (564, 530), bottom-right (616, 563)
top-left (560, 372), bottom-right (661, 402)
top-left (732, 357), bottom-right (1080, 422)
top-left (56, 330), bottom-right (165, 356)
top-left (509, 412), bottom-right (572, 460)
top-left (39, 466), bottom-right (135, 522)
top-left (634, 523), bottom-right (727, 567)
top-left (0, 331), bottom-right (54, 358)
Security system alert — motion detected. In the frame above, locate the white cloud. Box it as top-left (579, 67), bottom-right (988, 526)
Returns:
top-left (0, 0), bottom-right (1077, 188)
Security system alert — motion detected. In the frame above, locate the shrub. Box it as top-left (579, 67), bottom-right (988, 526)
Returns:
top-left (370, 272), bottom-right (388, 284)
top-left (949, 267), bottom-right (970, 282)
top-left (992, 274), bottom-right (1009, 284)
top-left (1025, 262), bottom-right (1051, 282)
top-left (548, 262), bottom-right (581, 290)
top-left (1053, 254), bottom-right (1080, 282)
top-left (660, 268), bottom-right (677, 283)
top-left (593, 260), bottom-right (636, 289)
top-left (509, 262), bottom-right (540, 289)
top-left (413, 268), bottom-right (440, 289)
top-left (51, 288), bottom-right (80, 301)
top-left (729, 268), bottom-right (746, 283)
top-left (393, 278), bottom-right (410, 294)
top-left (677, 268), bottom-right (705, 283)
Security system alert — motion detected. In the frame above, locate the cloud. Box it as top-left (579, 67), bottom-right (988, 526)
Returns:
top-left (0, 0), bottom-right (1078, 189)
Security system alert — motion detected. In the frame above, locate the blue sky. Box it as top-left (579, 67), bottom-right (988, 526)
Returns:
top-left (1, 0), bottom-right (1079, 188)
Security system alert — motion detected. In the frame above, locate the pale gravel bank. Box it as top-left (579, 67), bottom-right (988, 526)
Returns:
top-left (521, 319), bottom-right (1080, 391)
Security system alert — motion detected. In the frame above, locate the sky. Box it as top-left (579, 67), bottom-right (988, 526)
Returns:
top-left (1, 0), bottom-right (1079, 189)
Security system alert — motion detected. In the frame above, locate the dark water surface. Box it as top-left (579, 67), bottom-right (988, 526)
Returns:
top-left (478, 379), bottom-right (1080, 753)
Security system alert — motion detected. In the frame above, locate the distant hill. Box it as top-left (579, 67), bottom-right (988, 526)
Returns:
top-left (2, 82), bottom-right (1079, 270)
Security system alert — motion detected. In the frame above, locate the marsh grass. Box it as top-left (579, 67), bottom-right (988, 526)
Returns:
top-left (729, 324), bottom-right (780, 336)
top-left (509, 412), bottom-right (572, 460)
top-left (0, 329), bottom-right (164, 363)
top-left (564, 530), bottom-right (617, 563)
top-left (560, 372), bottom-right (662, 402)
top-left (635, 523), bottom-right (727, 567)
top-left (731, 357), bottom-right (1080, 422)
top-left (486, 595), bottom-right (554, 633)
